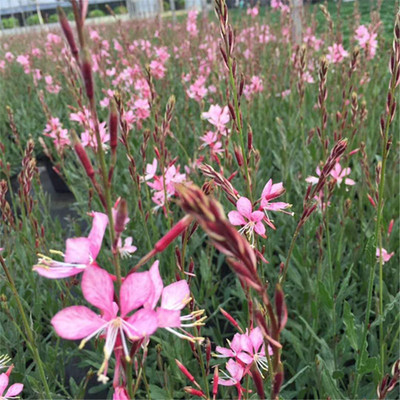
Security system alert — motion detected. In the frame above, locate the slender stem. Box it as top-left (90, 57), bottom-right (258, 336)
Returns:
top-left (0, 255), bottom-right (52, 399)
top-left (280, 225), bottom-right (301, 284)
top-left (227, 59), bottom-right (252, 200)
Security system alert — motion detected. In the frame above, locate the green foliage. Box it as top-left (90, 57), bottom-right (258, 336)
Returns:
top-left (88, 9), bottom-right (106, 18)
top-left (114, 5), bottom-right (128, 15)
top-left (26, 14), bottom-right (40, 26)
top-left (2, 17), bottom-right (19, 29)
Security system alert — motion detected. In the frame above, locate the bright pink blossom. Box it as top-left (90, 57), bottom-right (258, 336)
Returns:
top-left (228, 197), bottom-right (266, 241)
top-left (376, 248), bottom-right (394, 264)
top-left (218, 359), bottom-right (244, 386)
top-left (202, 105), bottom-right (230, 135)
top-left (247, 6), bottom-right (259, 18)
top-left (329, 162), bottom-right (355, 186)
top-left (0, 372), bottom-right (23, 400)
top-left (33, 212), bottom-right (108, 279)
top-left (51, 266), bottom-right (158, 381)
top-left (326, 43), bottom-right (348, 64)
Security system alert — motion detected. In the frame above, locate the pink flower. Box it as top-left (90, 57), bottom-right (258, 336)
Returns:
top-left (146, 261), bottom-right (202, 340)
top-left (117, 237), bottom-right (137, 258)
top-left (247, 6), bottom-right (259, 17)
top-left (228, 197), bottom-right (266, 241)
top-left (33, 212), bottom-right (108, 279)
top-left (201, 105), bottom-right (230, 135)
top-left (218, 359), bottom-right (244, 386)
top-left (81, 122), bottom-right (110, 150)
top-left (200, 131), bottom-right (223, 156)
top-left (376, 248), bottom-right (394, 264)
top-left (51, 266), bottom-right (158, 381)
top-left (329, 162), bottom-right (355, 186)
top-left (355, 25), bottom-right (378, 60)
top-left (305, 166), bottom-right (321, 185)
top-left (326, 43), bottom-right (349, 64)
top-left (187, 76), bottom-right (208, 102)
top-left (142, 159), bottom-right (158, 182)
top-left (0, 372), bottom-right (23, 399)
top-left (186, 10), bottom-right (199, 37)
top-left (149, 60), bottom-right (166, 79)
top-left (43, 117), bottom-right (70, 149)
top-left (260, 179), bottom-right (292, 214)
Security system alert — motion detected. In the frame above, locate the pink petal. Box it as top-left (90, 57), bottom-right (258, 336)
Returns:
top-left (87, 212), bottom-right (108, 260)
top-left (218, 378), bottom-right (236, 386)
top-left (237, 352), bottom-right (253, 364)
top-left (82, 266), bottom-right (114, 313)
top-left (226, 359), bottom-right (244, 381)
top-left (33, 265), bottom-right (85, 279)
top-left (254, 221), bottom-right (266, 237)
top-left (64, 237), bottom-right (91, 264)
top-left (5, 383), bottom-right (23, 397)
top-left (251, 211), bottom-right (264, 222)
top-left (249, 327), bottom-right (263, 352)
top-left (51, 306), bottom-right (105, 340)
top-left (148, 261), bottom-right (163, 309)
top-left (156, 308), bottom-right (181, 328)
top-left (228, 210), bottom-right (246, 226)
top-left (215, 346), bottom-right (235, 358)
top-left (125, 309), bottom-right (158, 339)
top-left (305, 176), bottom-right (319, 184)
top-left (345, 178), bottom-right (355, 186)
top-left (0, 373), bottom-right (9, 395)
top-left (236, 197), bottom-right (253, 219)
top-left (120, 271), bottom-right (153, 316)
top-left (261, 179), bottom-right (272, 197)
top-left (161, 280), bottom-right (190, 310)
top-left (264, 202), bottom-right (290, 211)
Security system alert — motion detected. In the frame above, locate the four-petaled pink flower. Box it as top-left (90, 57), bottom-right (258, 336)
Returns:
top-left (33, 212), bottom-right (108, 279)
top-left (228, 197), bottom-right (266, 243)
top-left (202, 105), bottom-right (230, 135)
top-left (376, 248), bottom-right (394, 264)
top-left (326, 43), bottom-right (349, 64)
top-left (0, 372), bottom-right (23, 400)
top-left (330, 162), bottom-right (355, 186)
top-left (218, 359), bottom-right (244, 387)
top-left (51, 266), bottom-right (158, 381)
top-left (260, 179), bottom-right (292, 229)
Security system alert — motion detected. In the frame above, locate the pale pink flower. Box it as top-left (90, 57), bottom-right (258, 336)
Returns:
top-left (218, 359), bottom-right (244, 386)
top-left (355, 25), bottom-right (378, 60)
top-left (117, 237), bottom-right (137, 258)
top-left (5, 52), bottom-right (14, 62)
top-left (202, 105), bottom-right (230, 135)
top-left (51, 266), bottom-right (158, 381)
top-left (271, 0), bottom-right (282, 10)
top-left (81, 122), bottom-right (110, 150)
top-left (146, 261), bottom-right (202, 341)
top-left (0, 373), bottom-right (23, 399)
top-left (187, 76), bottom-right (208, 102)
top-left (143, 159), bottom-right (158, 182)
top-left (376, 248), bottom-right (394, 264)
top-left (149, 60), bottom-right (166, 79)
top-left (228, 197), bottom-right (266, 241)
top-left (329, 162), bottom-right (355, 186)
top-left (326, 43), bottom-right (349, 64)
top-left (133, 98), bottom-right (150, 121)
top-left (186, 10), bottom-right (199, 37)
top-left (260, 179), bottom-right (291, 213)
top-left (200, 131), bottom-right (223, 155)
top-left (305, 166), bottom-right (321, 185)
top-left (244, 76), bottom-right (264, 100)
top-left (247, 6), bottom-right (259, 17)
top-left (33, 212), bottom-right (108, 279)
top-left (43, 117), bottom-right (70, 149)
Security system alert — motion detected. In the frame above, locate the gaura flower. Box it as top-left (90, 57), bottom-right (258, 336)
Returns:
top-left (0, 372), bottom-right (23, 400)
top-left (33, 212), bottom-right (108, 279)
top-left (201, 105), bottom-right (230, 135)
top-left (146, 261), bottom-right (205, 342)
top-left (51, 266), bottom-right (158, 382)
top-left (228, 197), bottom-right (266, 244)
top-left (218, 359), bottom-right (244, 387)
top-left (376, 248), bottom-right (394, 264)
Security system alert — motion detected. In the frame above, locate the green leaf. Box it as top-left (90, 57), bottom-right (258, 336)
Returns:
top-left (318, 281), bottom-right (334, 310)
top-left (358, 356), bottom-right (379, 375)
top-left (343, 301), bottom-right (358, 351)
